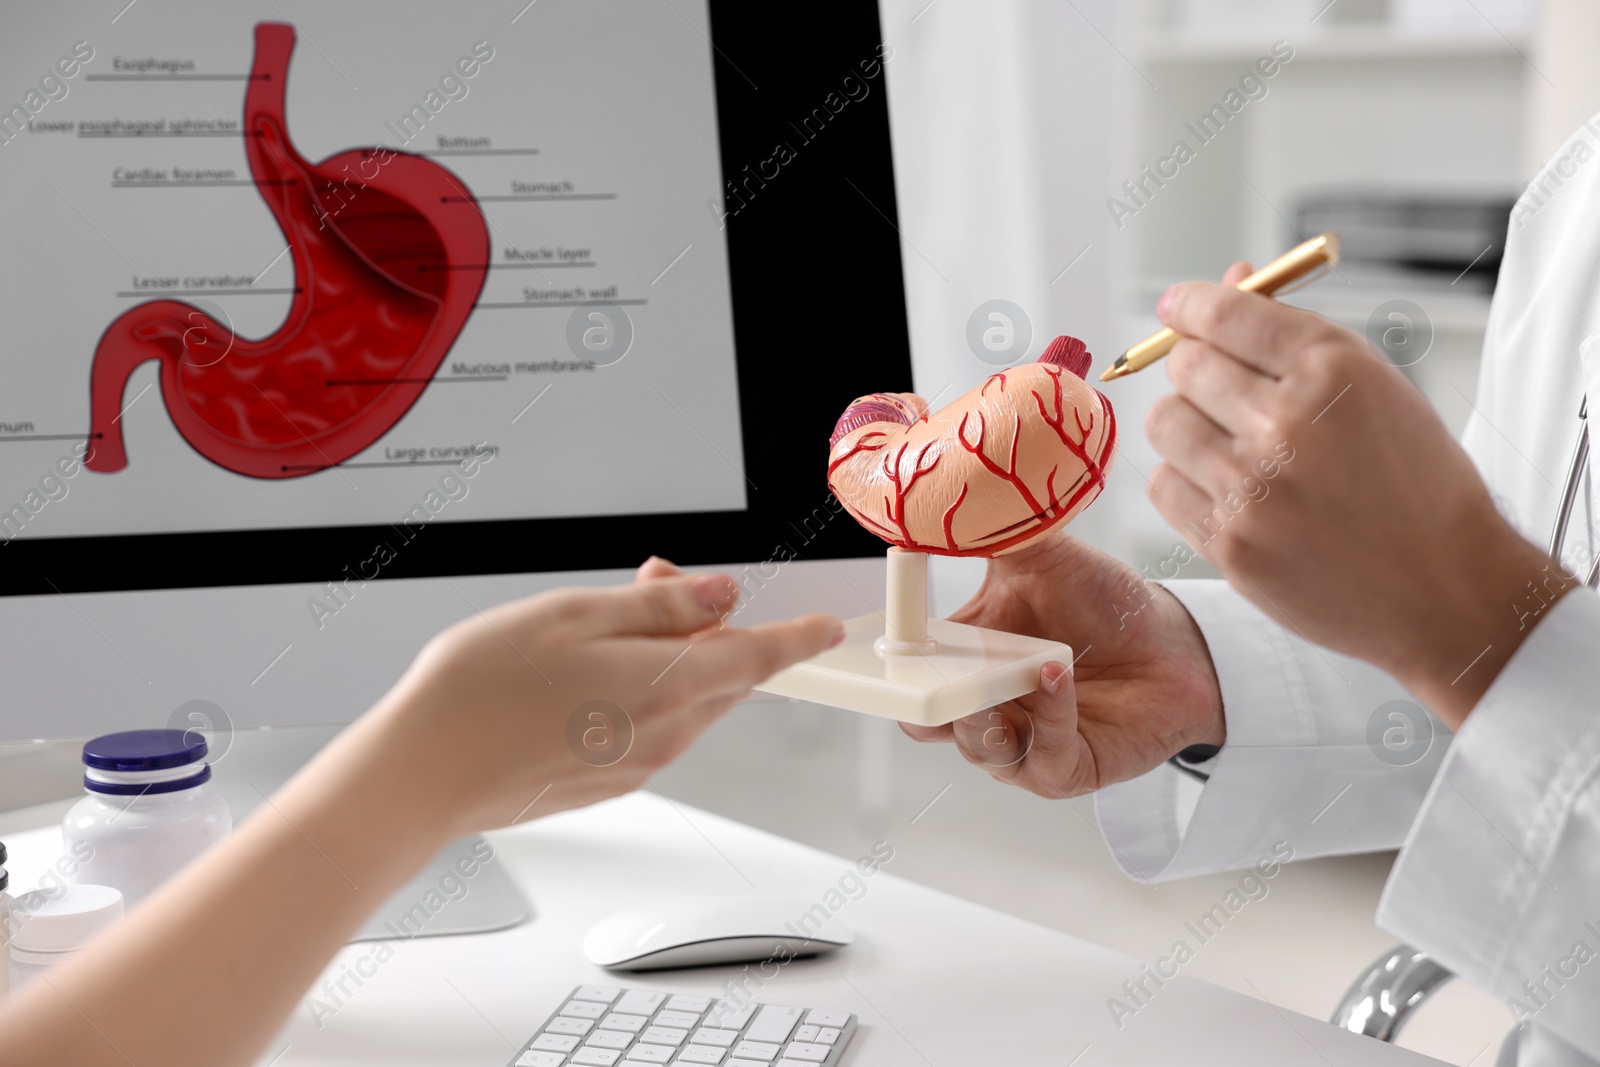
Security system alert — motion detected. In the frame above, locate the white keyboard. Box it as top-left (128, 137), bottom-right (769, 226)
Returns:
top-left (510, 985), bottom-right (858, 1067)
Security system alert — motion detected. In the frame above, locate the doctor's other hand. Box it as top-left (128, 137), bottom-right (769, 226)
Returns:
top-left (370, 567), bottom-right (843, 839)
top-left (1147, 269), bottom-right (1566, 728)
top-left (899, 531), bottom-right (1225, 799)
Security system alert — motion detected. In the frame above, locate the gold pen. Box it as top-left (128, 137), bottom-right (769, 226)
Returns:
top-left (1100, 231), bottom-right (1341, 382)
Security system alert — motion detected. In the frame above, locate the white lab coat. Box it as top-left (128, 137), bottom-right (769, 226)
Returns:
top-left (1094, 113), bottom-right (1600, 1067)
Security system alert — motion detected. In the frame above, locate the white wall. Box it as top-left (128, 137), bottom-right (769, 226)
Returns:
top-left (1528, 0), bottom-right (1600, 168)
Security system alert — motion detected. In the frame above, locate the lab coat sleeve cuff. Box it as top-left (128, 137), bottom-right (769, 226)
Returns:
top-left (1095, 579), bottom-right (1444, 882)
top-left (1377, 588), bottom-right (1600, 1053)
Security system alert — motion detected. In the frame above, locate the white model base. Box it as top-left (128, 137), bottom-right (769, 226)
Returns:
top-left (756, 611), bottom-right (1073, 727)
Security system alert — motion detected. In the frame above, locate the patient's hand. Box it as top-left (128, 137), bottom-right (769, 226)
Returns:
top-left (0, 561), bottom-right (841, 1067)
top-left (900, 531), bottom-right (1224, 798)
top-left (380, 562), bottom-right (842, 837)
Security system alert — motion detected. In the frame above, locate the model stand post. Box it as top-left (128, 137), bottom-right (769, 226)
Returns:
top-left (757, 547), bottom-right (1072, 727)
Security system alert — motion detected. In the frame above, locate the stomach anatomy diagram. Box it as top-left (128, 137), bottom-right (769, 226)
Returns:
top-left (85, 22), bottom-right (490, 479)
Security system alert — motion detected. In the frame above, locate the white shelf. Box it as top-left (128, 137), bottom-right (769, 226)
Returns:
top-left (1141, 27), bottom-right (1531, 63)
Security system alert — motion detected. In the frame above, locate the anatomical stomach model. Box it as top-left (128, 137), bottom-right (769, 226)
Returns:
top-left (85, 23), bottom-right (489, 479)
top-left (825, 334), bottom-right (1115, 557)
top-left (756, 335), bottom-right (1118, 726)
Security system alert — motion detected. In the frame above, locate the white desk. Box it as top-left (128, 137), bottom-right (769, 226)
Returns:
top-left (4, 792), bottom-right (1441, 1066)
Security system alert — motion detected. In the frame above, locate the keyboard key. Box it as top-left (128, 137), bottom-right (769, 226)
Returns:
top-left (803, 1010), bottom-right (849, 1029)
top-left (776, 1060), bottom-right (818, 1067)
top-left (624, 1044), bottom-right (674, 1064)
top-left (677, 1047), bottom-right (727, 1065)
top-left (563, 1000), bottom-right (609, 1020)
top-left (793, 1026), bottom-right (818, 1043)
top-left (667, 995), bottom-right (712, 1013)
top-left (532, 1033), bottom-right (580, 1052)
top-left (692, 1028), bottom-right (739, 1047)
top-left (745, 1007), bottom-right (804, 1044)
top-left (516, 1052), bottom-right (565, 1067)
top-left (614, 990), bottom-right (667, 1016)
top-left (599, 1013), bottom-right (649, 1033)
top-left (588, 1030), bottom-right (633, 1050)
top-left (727, 1061), bottom-right (767, 1067)
top-left (572, 1049), bottom-right (621, 1066)
top-left (781, 1043), bottom-right (829, 1062)
top-left (706, 1001), bottom-right (757, 1029)
top-left (815, 1028), bottom-right (839, 1045)
top-left (640, 1026), bottom-right (686, 1046)
top-left (576, 985), bottom-right (623, 1004)
top-left (547, 1017), bottom-right (594, 1036)
top-left (732, 1040), bottom-right (781, 1061)
top-left (655, 1010), bottom-right (701, 1029)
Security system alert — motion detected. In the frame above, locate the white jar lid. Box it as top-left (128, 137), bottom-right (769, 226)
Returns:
top-left (8, 884), bottom-right (123, 954)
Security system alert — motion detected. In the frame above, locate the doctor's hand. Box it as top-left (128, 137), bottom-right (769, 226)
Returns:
top-left (1147, 263), bottom-right (1567, 728)
top-left (899, 531), bottom-right (1225, 798)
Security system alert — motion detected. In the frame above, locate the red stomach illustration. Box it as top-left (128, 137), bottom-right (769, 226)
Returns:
top-left (86, 22), bottom-right (490, 479)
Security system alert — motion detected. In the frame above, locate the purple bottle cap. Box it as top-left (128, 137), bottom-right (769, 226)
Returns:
top-left (81, 730), bottom-right (210, 795)
top-left (82, 729), bottom-right (207, 772)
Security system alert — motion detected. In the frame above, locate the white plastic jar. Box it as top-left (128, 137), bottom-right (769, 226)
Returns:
top-left (64, 729), bottom-right (232, 909)
top-left (8, 884), bottom-right (123, 989)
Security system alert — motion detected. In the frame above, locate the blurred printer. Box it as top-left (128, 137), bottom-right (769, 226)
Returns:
top-left (1295, 191), bottom-right (1516, 291)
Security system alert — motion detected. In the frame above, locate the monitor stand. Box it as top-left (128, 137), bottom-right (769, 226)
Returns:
top-left (215, 724), bottom-right (530, 942)
top-left (348, 833), bottom-right (530, 943)
top-left (756, 548), bottom-right (1073, 727)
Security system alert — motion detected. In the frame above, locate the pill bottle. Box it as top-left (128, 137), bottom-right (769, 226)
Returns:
top-left (8, 884), bottom-right (123, 989)
top-left (0, 841), bottom-right (10, 997)
top-left (64, 729), bottom-right (232, 909)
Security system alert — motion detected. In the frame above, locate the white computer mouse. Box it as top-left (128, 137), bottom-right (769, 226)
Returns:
top-left (583, 892), bottom-right (854, 971)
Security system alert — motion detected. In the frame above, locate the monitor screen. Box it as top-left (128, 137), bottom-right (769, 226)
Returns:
top-left (0, 0), bottom-right (911, 596)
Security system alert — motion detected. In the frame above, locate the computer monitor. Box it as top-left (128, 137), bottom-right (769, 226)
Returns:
top-left (0, 0), bottom-right (911, 745)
